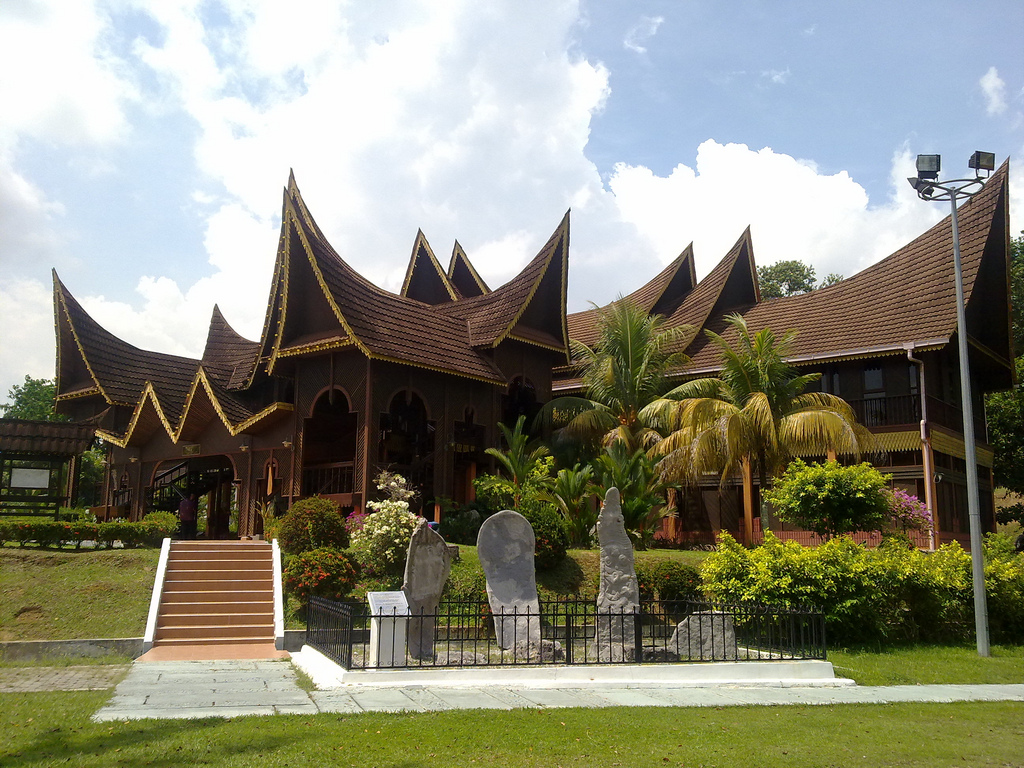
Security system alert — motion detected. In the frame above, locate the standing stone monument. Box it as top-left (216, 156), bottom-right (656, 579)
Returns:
top-left (477, 510), bottom-right (541, 649)
top-left (669, 611), bottom-right (738, 660)
top-left (402, 518), bottom-right (452, 659)
top-left (594, 487), bottom-right (640, 661)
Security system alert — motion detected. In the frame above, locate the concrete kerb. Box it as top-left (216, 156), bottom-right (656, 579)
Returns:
top-left (290, 644), bottom-right (856, 690)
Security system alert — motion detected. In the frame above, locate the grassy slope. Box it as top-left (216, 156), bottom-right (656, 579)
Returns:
top-left (2, 691), bottom-right (1023, 767)
top-left (0, 546), bottom-right (160, 641)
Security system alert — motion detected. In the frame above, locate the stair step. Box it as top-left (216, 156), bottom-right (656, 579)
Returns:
top-left (164, 561), bottom-right (268, 573)
top-left (157, 613), bottom-right (273, 628)
top-left (163, 577), bottom-right (273, 590)
top-left (153, 636), bottom-right (273, 647)
top-left (156, 624), bottom-right (272, 640)
top-left (158, 600), bottom-right (272, 614)
top-left (160, 590), bottom-right (272, 604)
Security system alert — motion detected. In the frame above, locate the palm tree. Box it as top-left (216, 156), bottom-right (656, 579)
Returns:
top-left (485, 415), bottom-right (552, 507)
top-left (642, 313), bottom-right (876, 544)
top-left (536, 299), bottom-right (694, 456)
top-left (542, 463), bottom-right (597, 548)
top-left (592, 441), bottom-right (669, 549)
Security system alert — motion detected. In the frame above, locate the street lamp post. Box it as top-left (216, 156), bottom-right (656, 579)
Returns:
top-left (908, 151), bottom-right (995, 657)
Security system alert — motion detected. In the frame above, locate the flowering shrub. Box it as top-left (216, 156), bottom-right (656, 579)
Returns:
top-left (885, 488), bottom-right (932, 531)
top-left (343, 509), bottom-right (369, 537)
top-left (350, 472), bottom-right (421, 575)
top-left (277, 497), bottom-right (347, 555)
top-left (283, 547), bottom-right (357, 605)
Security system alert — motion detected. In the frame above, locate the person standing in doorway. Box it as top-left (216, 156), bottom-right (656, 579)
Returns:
top-left (178, 492), bottom-right (198, 540)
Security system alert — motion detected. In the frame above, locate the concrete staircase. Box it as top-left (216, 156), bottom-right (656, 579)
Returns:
top-left (152, 541), bottom-right (275, 651)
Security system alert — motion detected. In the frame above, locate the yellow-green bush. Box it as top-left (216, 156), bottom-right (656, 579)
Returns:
top-left (700, 532), bottom-right (1005, 645)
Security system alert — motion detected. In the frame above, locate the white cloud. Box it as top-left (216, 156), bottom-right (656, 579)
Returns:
top-left (0, 277), bottom-right (56, 402)
top-left (0, 0), bottom-right (135, 149)
top-left (606, 140), bottom-right (945, 282)
top-left (761, 68), bottom-right (791, 85)
top-left (624, 15), bottom-right (664, 54)
top-left (980, 66), bottom-right (1007, 116)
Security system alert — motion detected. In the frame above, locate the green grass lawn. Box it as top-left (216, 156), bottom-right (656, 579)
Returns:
top-left (0, 546), bottom-right (160, 641)
top-left (2, 691), bottom-right (1022, 767)
top-left (830, 643), bottom-right (1024, 686)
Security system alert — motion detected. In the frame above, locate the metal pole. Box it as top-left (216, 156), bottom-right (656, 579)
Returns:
top-left (949, 191), bottom-right (991, 657)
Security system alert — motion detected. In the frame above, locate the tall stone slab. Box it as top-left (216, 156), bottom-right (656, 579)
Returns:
top-left (476, 510), bottom-right (540, 649)
top-left (402, 519), bottom-right (452, 659)
top-left (594, 487), bottom-right (640, 661)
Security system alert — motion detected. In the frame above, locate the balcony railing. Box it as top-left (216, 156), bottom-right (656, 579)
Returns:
top-left (302, 461), bottom-right (354, 496)
top-left (846, 394), bottom-right (984, 436)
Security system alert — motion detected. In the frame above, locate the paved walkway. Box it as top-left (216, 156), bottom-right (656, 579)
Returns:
top-left (74, 660), bottom-right (1024, 721)
top-left (0, 665), bottom-right (130, 693)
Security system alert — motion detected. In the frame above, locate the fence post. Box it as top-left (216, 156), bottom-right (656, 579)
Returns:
top-left (564, 602), bottom-right (574, 665)
top-left (633, 606), bottom-right (643, 663)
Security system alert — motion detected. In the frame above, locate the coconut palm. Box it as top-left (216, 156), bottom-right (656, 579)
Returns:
top-left (642, 313), bottom-right (876, 543)
top-left (536, 299), bottom-right (694, 457)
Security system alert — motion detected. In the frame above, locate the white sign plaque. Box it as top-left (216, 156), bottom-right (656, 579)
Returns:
top-left (367, 591), bottom-right (410, 616)
top-left (11, 468), bottom-right (51, 490)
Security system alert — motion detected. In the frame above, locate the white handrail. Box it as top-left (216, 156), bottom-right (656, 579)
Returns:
top-left (142, 537), bottom-right (172, 653)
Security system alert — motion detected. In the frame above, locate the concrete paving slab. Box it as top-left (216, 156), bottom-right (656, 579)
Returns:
top-left (506, 688), bottom-right (603, 708)
top-left (310, 691), bottom-right (364, 713)
top-left (428, 688), bottom-right (519, 710)
top-left (347, 688), bottom-right (426, 712)
top-left (585, 687), bottom-right (676, 707)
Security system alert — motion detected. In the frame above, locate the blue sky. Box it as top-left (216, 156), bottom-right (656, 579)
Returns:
top-left (1, 0), bottom-right (1022, 405)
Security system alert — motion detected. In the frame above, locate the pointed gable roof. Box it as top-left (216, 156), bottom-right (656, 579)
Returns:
top-left (566, 243), bottom-right (698, 348)
top-left (258, 175), bottom-right (571, 383)
top-left (401, 231), bottom-right (460, 304)
top-left (684, 162), bottom-right (1013, 373)
top-left (52, 273), bottom-right (199, 423)
top-left (440, 211), bottom-right (570, 355)
top-left (201, 306), bottom-right (260, 390)
top-left (447, 241), bottom-right (490, 298)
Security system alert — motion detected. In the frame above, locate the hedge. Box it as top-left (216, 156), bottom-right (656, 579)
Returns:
top-left (0, 518), bottom-right (175, 549)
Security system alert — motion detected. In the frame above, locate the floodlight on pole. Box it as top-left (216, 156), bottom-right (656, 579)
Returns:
top-left (907, 151), bottom-right (995, 658)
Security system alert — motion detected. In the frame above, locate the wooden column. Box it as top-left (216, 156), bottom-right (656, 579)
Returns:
top-left (741, 457), bottom-right (755, 546)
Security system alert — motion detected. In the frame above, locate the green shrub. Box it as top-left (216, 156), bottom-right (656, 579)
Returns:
top-left (0, 520), bottom-right (9, 546)
top-left (520, 494), bottom-right (569, 570)
top-left (277, 497), bottom-right (348, 555)
top-left (636, 559), bottom-right (702, 602)
top-left (283, 547), bottom-right (357, 605)
top-left (765, 459), bottom-right (891, 539)
top-left (142, 511), bottom-right (179, 544)
top-left (700, 531), bottom-right (991, 646)
top-left (68, 521), bottom-right (99, 549)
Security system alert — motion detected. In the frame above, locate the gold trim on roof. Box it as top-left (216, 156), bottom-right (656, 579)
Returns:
top-left (401, 230), bottom-right (459, 301)
top-left (931, 428), bottom-right (995, 467)
top-left (489, 215), bottom-right (570, 353)
top-left (448, 241), bottom-right (490, 295)
top-left (54, 278), bottom-right (117, 406)
top-left (277, 336), bottom-right (354, 358)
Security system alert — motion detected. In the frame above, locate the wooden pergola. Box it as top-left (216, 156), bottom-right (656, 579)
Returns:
top-left (0, 418), bottom-right (95, 518)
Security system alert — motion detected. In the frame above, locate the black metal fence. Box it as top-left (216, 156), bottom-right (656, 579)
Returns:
top-left (306, 597), bottom-right (826, 670)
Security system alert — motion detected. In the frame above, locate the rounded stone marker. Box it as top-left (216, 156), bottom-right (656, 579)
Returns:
top-left (477, 509), bottom-right (540, 649)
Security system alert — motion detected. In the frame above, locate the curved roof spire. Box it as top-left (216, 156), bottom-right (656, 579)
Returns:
top-left (400, 230), bottom-right (460, 304)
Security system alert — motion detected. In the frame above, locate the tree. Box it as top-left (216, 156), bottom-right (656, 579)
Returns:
top-left (541, 463), bottom-right (597, 548)
top-left (643, 314), bottom-right (875, 542)
top-left (986, 232), bottom-right (1024, 494)
top-left (535, 299), bottom-right (693, 455)
top-left (757, 259), bottom-right (843, 299)
top-left (484, 415), bottom-right (552, 507)
top-left (764, 459), bottom-right (891, 540)
top-left (0, 376), bottom-right (64, 421)
top-left (592, 441), bottom-right (668, 549)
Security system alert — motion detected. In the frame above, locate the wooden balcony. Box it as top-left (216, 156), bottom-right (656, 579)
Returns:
top-left (846, 394), bottom-right (985, 436)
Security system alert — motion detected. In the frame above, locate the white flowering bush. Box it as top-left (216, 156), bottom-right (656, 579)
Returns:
top-left (350, 471), bottom-right (421, 575)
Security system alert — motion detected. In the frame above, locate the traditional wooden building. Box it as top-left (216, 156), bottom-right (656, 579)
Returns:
top-left (53, 174), bottom-right (570, 536)
top-left (555, 162), bottom-right (1014, 548)
top-left (52, 162), bottom-right (1012, 548)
